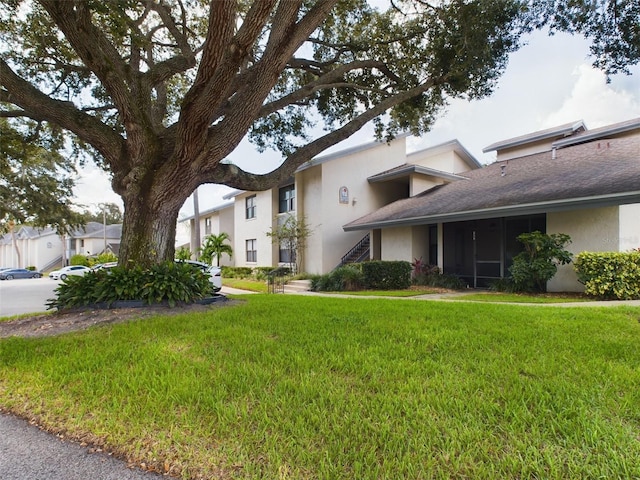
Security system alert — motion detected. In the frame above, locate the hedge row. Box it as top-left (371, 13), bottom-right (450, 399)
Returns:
top-left (312, 261), bottom-right (412, 291)
top-left (574, 251), bottom-right (640, 300)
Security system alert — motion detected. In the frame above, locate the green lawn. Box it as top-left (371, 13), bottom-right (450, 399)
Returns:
top-left (1, 296), bottom-right (639, 479)
top-left (329, 288), bottom-right (439, 297)
top-left (449, 292), bottom-right (592, 303)
top-left (223, 277), bottom-right (268, 292)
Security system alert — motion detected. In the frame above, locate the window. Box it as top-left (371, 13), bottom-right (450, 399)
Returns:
top-left (246, 195), bottom-right (256, 219)
top-left (246, 239), bottom-right (257, 263)
top-left (279, 184), bottom-right (295, 213)
top-left (279, 245), bottom-right (294, 264)
top-left (205, 217), bottom-right (212, 235)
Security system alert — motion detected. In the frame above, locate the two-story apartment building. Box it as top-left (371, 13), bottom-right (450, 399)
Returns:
top-left (182, 134), bottom-right (482, 274)
top-left (184, 117), bottom-right (640, 292)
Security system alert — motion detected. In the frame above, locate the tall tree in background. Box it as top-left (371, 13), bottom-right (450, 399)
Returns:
top-left (0, 118), bottom-right (82, 234)
top-left (79, 203), bottom-right (124, 225)
top-left (1, 1), bottom-right (637, 268)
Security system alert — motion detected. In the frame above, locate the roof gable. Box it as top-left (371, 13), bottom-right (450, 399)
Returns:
top-left (483, 120), bottom-right (586, 153)
top-left (345, 130), bottom-right (640, 231)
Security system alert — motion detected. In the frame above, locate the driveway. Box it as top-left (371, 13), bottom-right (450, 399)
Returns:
top-left (0, 278), bottom-right (58, 317)
top-left (0, 412), bottom-right (163, 480)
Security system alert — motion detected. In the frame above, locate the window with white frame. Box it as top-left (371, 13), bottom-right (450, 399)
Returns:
top-left (246, 195), bottom-right (256, 219)
top-left (205, 217), bottom-right (212, 235)
top-left (279, 245), bottom-right (294, 264)
top-left (246, 239), bottom-right (257, 263)
top-left (278, 184), bottom-right (295, 213)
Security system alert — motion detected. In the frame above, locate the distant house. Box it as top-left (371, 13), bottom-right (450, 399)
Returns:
top-left (70, 222), bottom-right (122, 258)
top-left (344, 118), bottom-right (640, 291)
top-left (0, 222), bottom-right (122, 271)
top-left (0, 226), bottom-right (62, 271)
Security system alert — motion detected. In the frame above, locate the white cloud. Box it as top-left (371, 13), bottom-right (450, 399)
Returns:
top-left (72, 164), bottom-right (123, 211)
top-left (542, 64), bottom-right (640, 129)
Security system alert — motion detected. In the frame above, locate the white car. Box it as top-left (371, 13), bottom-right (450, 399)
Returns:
top-left (49, 265), bottom-right (91, 280)
top-left (178, 260), bottom-right (222, 293)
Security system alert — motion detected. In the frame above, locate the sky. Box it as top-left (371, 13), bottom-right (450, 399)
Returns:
top-left (72, 28), bottom-right (640, 230)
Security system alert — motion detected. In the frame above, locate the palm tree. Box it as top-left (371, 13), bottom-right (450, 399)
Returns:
top-left (199, 233), bottom-right (233, 266)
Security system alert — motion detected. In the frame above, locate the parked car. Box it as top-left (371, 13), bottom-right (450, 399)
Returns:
top-left (49, 265), bottom-right (91, 280)
top-left (0, 268), bottom-right (43, 280)
top-left (91, 262), bottom-right (118, 272)
top-left (178, 260), bottom-right (222, 293)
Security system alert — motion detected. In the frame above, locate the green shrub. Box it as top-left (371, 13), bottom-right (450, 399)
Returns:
top-left (362, 261), bottom-right (412, 290)
top-left (175, 246), bottom-right (192, 261)
top-left (488, 277), bottom-right (518, 293)
top-left (70, 254), bottom-right (90, 266)
top-left (509, 232), bottom-right (572, 293)
top-left (574, 251), bottom-right (640, 300)
top-left (310, 271), bottom-right (346, 292)
top-left (93, 252), bottom-right (118, 265)
top-left (254, 266), bottom-right (277, 281)
top-left (415, 271), bottom-right (466, 290)
top-left (221, 266), bottom-right (254, 279)
top-left (142, 262), bottom-right (211, 306)
top-left (48, 261), bottom-right (212, 310)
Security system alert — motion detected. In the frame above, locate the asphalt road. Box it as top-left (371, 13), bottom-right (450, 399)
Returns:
top-left (0, 412), bottom-right (164, 480)
top-left (0, 277), bottom-right (59, 317)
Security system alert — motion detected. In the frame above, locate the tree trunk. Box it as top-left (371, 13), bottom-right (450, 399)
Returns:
top-left (118, 193), bottom-right (182, 268)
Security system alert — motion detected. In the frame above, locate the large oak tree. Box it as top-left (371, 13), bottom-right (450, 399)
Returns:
top-left (1, 0), bottom-right (637, 267)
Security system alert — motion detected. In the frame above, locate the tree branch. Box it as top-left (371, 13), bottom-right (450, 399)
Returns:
top-left (37, 0), bottom-right (139, 125)
top-left (257, 59), bottom-right (402, 118)
top-left (206, 79), bottom-right (439, 190)
top-left (196, 0), bottom-right (341, 173)
top-left (0, 60), bottom-right (126, 170)
top-left (175, 0), bottom-right (279, 164)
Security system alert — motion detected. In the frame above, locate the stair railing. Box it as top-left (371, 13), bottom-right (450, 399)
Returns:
top-left (337, 233), bottom-right (370, 268)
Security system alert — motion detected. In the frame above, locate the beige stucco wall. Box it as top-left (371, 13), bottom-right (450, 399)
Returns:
top-left (409, 149), bottom-right (464, 172)
top-left (619, 203), bottom-right (640, 251)
top-left (308, 137), bottom-right (408, 273)
top-left (410, 176), bottom-right (442, 196)
top-left (298, 167), bottom-right (323, 273)
top-left (378, 225), bottom-right (430, 265)
top-left (381, 226), bottom-right (414, 262)
top-left (547, 206), bottom-right (620, 292)
top-left (217, 206), bottom-right (235, 266)
top-left (494, 140), bottom-right (555, 162)
top-left (233, 190), bottom-right (276, 268)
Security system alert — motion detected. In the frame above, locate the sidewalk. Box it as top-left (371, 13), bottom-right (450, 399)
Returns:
top-left (288, 289), bottom-right (640, 307)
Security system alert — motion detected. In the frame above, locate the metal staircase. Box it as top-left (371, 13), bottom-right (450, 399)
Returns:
top-left (337, 233), bottom-right (370, 268)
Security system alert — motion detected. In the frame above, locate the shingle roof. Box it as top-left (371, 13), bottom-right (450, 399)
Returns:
top-left (482, 120), bottom-right (586, 153)
top-left (345, 131), bottom-right (640, 231)
top-left (367, 164), bottom-right (467, 183)
top-left (73, 223), bottom-right (122, 239)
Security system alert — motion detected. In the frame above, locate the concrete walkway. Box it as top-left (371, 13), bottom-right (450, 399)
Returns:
top-left (285, 289), bottom-right (640, 307)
